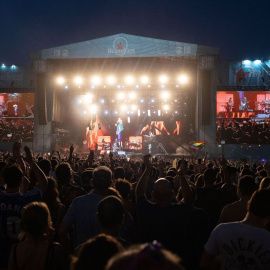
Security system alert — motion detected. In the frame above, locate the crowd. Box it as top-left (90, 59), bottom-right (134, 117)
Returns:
top-left (216, 118), bottom-right (270, 144)
top-left (1, 143), bottom-right (270, 269)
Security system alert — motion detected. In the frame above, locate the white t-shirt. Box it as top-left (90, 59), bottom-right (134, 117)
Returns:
top-left (205, 222), bottom-right (270, 269)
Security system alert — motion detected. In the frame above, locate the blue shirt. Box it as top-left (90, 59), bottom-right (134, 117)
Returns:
top-left (63, 190), bottom-right (104, 247)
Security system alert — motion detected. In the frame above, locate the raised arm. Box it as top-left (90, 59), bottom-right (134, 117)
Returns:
top-left (12, 141), bottom-right (26, 175)
top-left (135, 154), bottom-right (152, 201)
top-left (178, 159), bottom-right (194, 203)
top-left (24, 146), bottom-right (47, 193)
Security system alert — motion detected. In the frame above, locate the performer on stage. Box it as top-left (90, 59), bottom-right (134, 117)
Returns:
top-left (115, 118), bottom-right (124, 147)
top-left (241, 97), bottom-right (249, 110)
top-left (225, 97), bottom-right (234, 114)
top-left (101, 138), bottom-right (106, 150)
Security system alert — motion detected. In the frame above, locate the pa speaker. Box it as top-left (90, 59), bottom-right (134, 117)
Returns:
top-left (36, 73), bottom-right (47, 125)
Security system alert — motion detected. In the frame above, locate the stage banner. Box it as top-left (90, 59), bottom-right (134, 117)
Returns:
top-left (31, 33), bottom-right (198, 59)
top-left (229, 61), bottom-right (270, 86)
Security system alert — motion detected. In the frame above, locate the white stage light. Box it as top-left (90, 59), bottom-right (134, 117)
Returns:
top-left (151, 99), bottom-right (155, 103)
top-left (85, 94), bottom-right (93, 103)
top-left (158, 110), bottom-right (161, 116)
top-left (148, 110), bottom-right (151, 116)
top-left (161, 92), bottom-right (170, 100)
top-left (163, 105), bottom-right (169, 111)
top-left (78, 99), bottom-right (82, 104)
top-left (141, 76), bottom-right (149, 84)
top-left (90, 104), bottom-right (98, 114)
top-left (129, 92), bottom-right (136, 99)
top-left (83, 110), bottom-right (87, 115)
top-left (117, 92), bottom-right (125, 100)
top-left (65, 85), bottom-right (69, 89)
top-left (56, 77), bottom-right (65, 85)
top-left (254, 60), bottom-right (261, 65)
top-left (125, 76), bottom-right (134, 85)
top-left (74, 76), bottom-right (83, 85)
top-left (91, 76), bottom-right (101, 85)
top-left (140, 99), bottom-right (144, 103)
top-left (138, 110), bottom-right (140, 116)
top-left (121, 105), bottom-right (127, 111)
top-left (105, 111), bottom-right (108, 114)
top-left (100, 99), bottom-right (105, 103)
top-left (107, 76), bottom-right (116, 85)
top-left (159, 75), bottom-right (168, 84)
top-left (127, 117), bottom-right (130, 123)
top-left (178, 75), bottom-right (188, 84)
top-left (131, 105), bottom-right (137, 110)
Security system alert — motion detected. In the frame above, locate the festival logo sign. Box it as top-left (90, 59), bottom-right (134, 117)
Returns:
top-left (108, 37), bottom-right (135, 56)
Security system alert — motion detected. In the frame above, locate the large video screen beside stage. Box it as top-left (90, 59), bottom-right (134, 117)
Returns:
top-left (216, 91), bottom-right (270, 144)
top-left (0, 93), bottom-right (35, 142)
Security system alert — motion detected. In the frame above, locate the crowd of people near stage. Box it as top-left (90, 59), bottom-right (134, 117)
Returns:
top-left (0, 120), bottom-right (34, 142)
top-left (1, 143), bottom-right (270, 269)
top-left (217, 118), bottom-right (270, 144)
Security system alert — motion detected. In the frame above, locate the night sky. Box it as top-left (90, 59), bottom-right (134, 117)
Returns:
top-left (1, 0), bottom-right (270, 65)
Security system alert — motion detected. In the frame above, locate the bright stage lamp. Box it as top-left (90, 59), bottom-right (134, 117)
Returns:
top-left (90, 105), bottom-right (98, 114)
top-left (163, 105), bottom-right (169, 111)
top-left (129, 92), bottom-right (136, 99)
top-left (178, 75), bottom-right (188, 84)
top-left (121, 105), bottom-right (127, 111)
top-left (254, 60), bottom-right (261, 65)
top-left (91, 76), bottom-right (101, 85)
top-left (107, 76), bottom-right (116, 85)
top-left (141, 76), bottom-right (149, 84)
top-left (84, 93), bottom-right (93, 103)
top-left (117, 92), bottom-right (125, 100)
top-left (131, 105), bottom-right (137, 110)
top-left (125, 76), bottom-right (134, 85)
top-left (161, 92), bottom-right (170, 100)
top-left (159, 75), bottom-right (168, 84)
top-left (74, 76), bottom-right (83, 85)
top-left (56, 77), bottom-right (65, 85)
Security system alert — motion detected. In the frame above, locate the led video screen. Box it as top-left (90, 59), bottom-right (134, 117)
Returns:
top-left (216, 91), bottom-right (270, 144)
top-left (0, 93), bottom-right (35, 142)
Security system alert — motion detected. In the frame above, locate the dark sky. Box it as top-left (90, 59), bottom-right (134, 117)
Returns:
top-left (1, 0), bottom-right (270, 65)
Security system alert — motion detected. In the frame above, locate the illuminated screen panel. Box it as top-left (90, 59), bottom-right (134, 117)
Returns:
top-left (216, 91), bottom-right (270, 144)
top-left (0, 93), bottom-right (35, 142)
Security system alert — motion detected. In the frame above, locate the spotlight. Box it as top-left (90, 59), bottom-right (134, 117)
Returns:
top-left (100, 99), bottom-right (105, 103)
top-left (127, 117), bottom-right (130, 123)
top-left (65, 85), bottom-right (69, 89)
top-left (56, 77), bottom-right (65, 85)
top-left (141, 76), bottom-right (149, 84)
top-left (178, 75), bottom-right (188, 84)
top-left (105, 111), bottom-right (108, 114)
top-left (254, 60), bottom-right (261, 65)
top-left (131, 105), bottom-right (137, 110)
top-left (84, 94), bottom-right (93, 103)
top-left (121, 105), bottom-right (127, 111)
top-left (90, 104), bottom-right (98, 114)
top-left (107, 76), bottom-right (116, 85)
top-left (136, 85), bottom-right (139, 88)
top-left (138, 110), bottom-right (140, 116)
top-left (77, 99), bottom-right (82, 104)
top-left (140, 99), bottom-right (144, 103)
top-left (243, 60), bottom-right (251, 65)
top-left (159, 75), bottom-right (168, 84)
top-left (91, 76), bottom-right (101, 85)
top-left (148, 110), bottom-right (151, 116)
top-left (125, 76), bottom-right (134, 85)
top-left (129, 92), bottom-right (136, 99)
top-left (74, 76), bottom-right (83, 85)
top-left (163, 105), bottom-right (169, 111)
top-left (1, 64), bottom-right (6, 68)
top-left (161, 92), bottom-right (170, 100)
top-left (151, 99), bottom-right (155, 103)
top-left (115, 111), bottom-right (118, 114)
top-left (83, 110), bottom-right (87, 115)
top-left (117, 92), bottom-right (125, 100)
top-left (158, 110), bottom-right (161, 116)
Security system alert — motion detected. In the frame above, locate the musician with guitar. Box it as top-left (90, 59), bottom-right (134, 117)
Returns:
top-left (115, 117), bottom-right (124, 147)
top-left (241, 97), bottom-right (249, 110)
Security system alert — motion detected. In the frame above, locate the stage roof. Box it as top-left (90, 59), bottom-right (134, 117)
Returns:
top-left (29, 33), bottom-right (220, 61)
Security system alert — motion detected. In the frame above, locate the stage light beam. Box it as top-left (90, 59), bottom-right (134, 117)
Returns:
top-left (161, 92), bottom-right (170, 100)
top-left (117, 92), bottom-right (125, 100)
